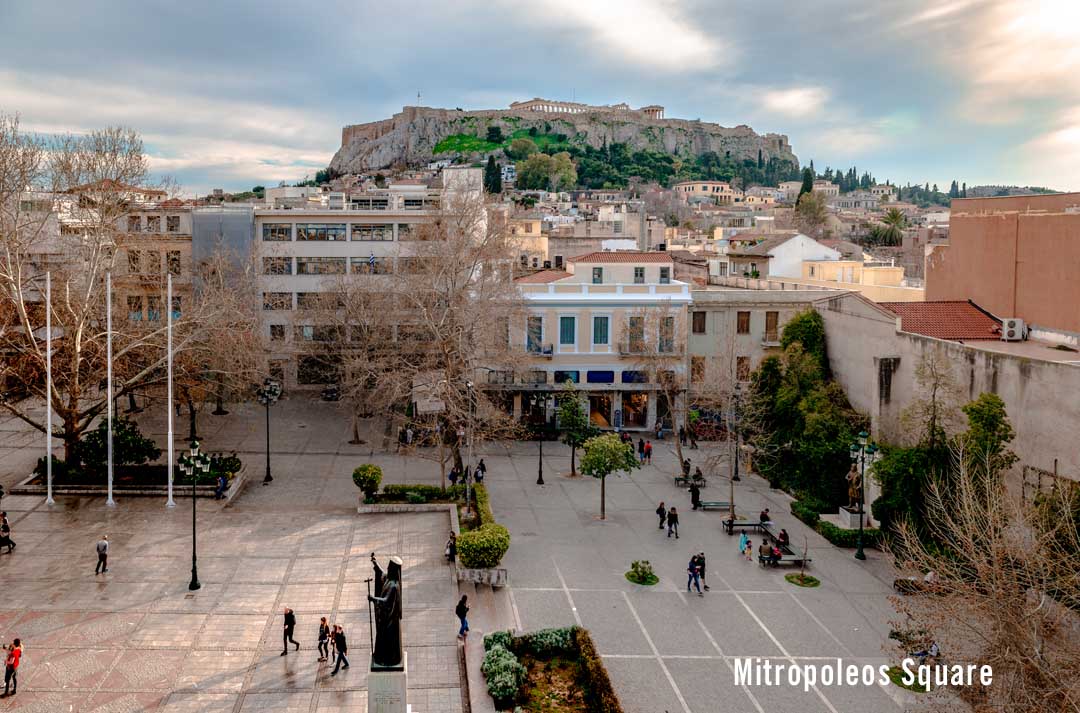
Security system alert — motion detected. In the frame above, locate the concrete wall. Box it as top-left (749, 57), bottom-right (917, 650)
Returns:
top-left (815, 293), bottom-right (1080, 485)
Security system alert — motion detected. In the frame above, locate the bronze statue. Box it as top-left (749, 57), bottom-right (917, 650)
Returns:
top-left (846, 463), bottom-right (862, 510)
top-left (368, 555), bottom-right (404, 670)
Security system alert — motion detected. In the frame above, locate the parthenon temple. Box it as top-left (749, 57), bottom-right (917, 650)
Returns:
top-left (509, 98), bottom-right (664, 119)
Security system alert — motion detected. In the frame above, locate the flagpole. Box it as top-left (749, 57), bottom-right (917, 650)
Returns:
top-left (106, 271), bottom-right (115, 506)
top-left (45, 272), bottom-right (54, 506)
top-left (166, 273), bottom-right (175, 508)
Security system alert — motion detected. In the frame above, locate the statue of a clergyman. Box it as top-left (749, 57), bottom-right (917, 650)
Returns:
top-left (846, 463), bottom-right (862, 510)
top-left (368, 554), bottom-right (404, 670)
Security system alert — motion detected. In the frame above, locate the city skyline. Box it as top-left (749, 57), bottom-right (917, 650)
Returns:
top-left (1, 0), bottom-right (1077, 195)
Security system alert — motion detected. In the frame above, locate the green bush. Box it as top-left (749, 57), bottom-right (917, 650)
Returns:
top-left (815, 519), bottom-right (882, 548)
top-left (573, 627), bottom-right (624, 713)
top-left (790, 500), bottom-right (820, 527)
top-left (381, 484), bottom-right (464, 501)
top-left (405, 492), bottom-right (426, 504)
top-left (77, 417), bottom-right (161, 474)
top-left (352, 464), bottom-right (382, 498)
top-left (483, 630), bottom-right (513, 653)
top-left (474, 483), bottom-right (495, 524)
top-left (627, 560), bottom-right (657, 585)
top-left (481, 643), bottom-right (525, 706)
top-left (458, 523), bottom-right (511, 569)
top-left (514, 627), bottom-right (575, 658)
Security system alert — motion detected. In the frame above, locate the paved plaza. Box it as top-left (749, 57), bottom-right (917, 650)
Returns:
top-left (0, 399), bottom-right (913, 712)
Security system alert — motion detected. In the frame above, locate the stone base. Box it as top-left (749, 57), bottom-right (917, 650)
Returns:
top-left (368, 652), bottom-right (408, 713)
top-left (834, 507), bottom-right (868, 530)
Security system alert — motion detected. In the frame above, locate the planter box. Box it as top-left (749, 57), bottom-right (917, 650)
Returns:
top-left (456, 568), bottom-right (509, 587)
top-left (12, 463), bottom-right (247, 503)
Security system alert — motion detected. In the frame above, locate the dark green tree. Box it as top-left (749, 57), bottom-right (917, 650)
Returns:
top-left (557, 382), bottom-right (598, 477)
top-left (780, 309), bottom-right (828, 375)
top-left (486, 126), bottom-right (504, 143)
top-left (580, 433), bottom-right (640, 520)
top-left (757, 149), bottom-right (764, 168)
top-left (798, 167), bottom-right (814, 199)
top-left (483, 155), bottom-right (502, 193)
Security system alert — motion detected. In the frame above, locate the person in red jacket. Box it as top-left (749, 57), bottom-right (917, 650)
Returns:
top-left (3, 638), bottom-right (21, 697)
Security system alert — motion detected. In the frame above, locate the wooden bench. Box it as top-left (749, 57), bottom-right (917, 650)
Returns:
top-left (698, 501), bottom-right (730, 511)
top-left (758, 554), bottom-right (812, 568)
top-left (723, 519), bottom-right (769, 535)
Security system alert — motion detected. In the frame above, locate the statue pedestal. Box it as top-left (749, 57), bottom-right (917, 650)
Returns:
top-left (368, 652), bottom-right (408, 713)
top-left (837, 506), bottom-right (865, 530)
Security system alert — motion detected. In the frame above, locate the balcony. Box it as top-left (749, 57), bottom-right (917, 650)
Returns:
top-left (526, 343), bottom-right (554, 358)
top-left (619, 341), bottom-right (683, 356)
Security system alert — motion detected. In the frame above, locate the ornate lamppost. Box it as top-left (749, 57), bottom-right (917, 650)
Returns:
top-left (178, 440), bottom-right (211, 590)
top-left (256, 378), bottom-right (282, 484)
top-left (529, 393), bottom-right (552, 486)
top-left (849, 430), bottom-right (878, 561)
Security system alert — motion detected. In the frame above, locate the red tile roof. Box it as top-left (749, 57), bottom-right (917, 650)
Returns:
top-left (515, 270), bottom-right (571, 284)
top-left (879, 301), bottom-right (1002, 341)
top-left (568, 251), bottom-right (672, 264)
top-left (66, 179), bottom-right (167, 196)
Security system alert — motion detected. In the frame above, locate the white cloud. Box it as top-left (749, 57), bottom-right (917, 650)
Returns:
top-left (759, 86), bottom-right (830, 119)
top-left (502, 0), bottom-right (724, 71)
top-left (1017, 107), bottom-right (1080, 190)
top-left (808, 125), bottom-right (889, 156)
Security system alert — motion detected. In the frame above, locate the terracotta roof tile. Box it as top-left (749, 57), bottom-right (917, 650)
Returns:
top-left (879, 301), bottom-right (1002, 341)
top-left (568, 251), bottom-right (673, 264)
top-left (515, 270), bottom-right (571, 284)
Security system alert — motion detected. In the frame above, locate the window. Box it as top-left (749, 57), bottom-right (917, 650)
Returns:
top-left (659, 316), bottom-right (675, 353)
top-left (559, 316), bottom-right (576, 346)
top-left (146, 251), bottom-right (161, 275)
top-left (147, 296), bottom-right (161, 321)
top-left (127, 216), bottom-right (141, 232)
top-left (349, 197), bottom-right (389, 210)
top-left (592, 267), bottom-right (603, 284)
top-left (270, 324), bottom-right (285, 342)
top-left (737, 311), bottom-right (751, 334)
top-left (553, 370), bottom-right (579, 384)
top-left (808, 265), bottom-right (816, 278)
top-left (592, 316), bottom-right (609, 345)
top-left (297, 355), bottom-right (341, 385)
top-left (351, 224), bottom-right (393, 241)
top-left (737, 356), bottom-right (751, 381)
top-left (127, 296), bottom-right (143, 321)
top-left (297, 292), bottom-right (341, 310)
top-left (263, 223), bottom-right (292, 241)
top-left (350, 256), bottom-right (392, 274)
top-left (396, 224), bottom-right (414, 240)
top-left (634, 267), bottom-right (645, 284)
top-left (171, 296), bottom-right (182, 319)
top-left (296, 257), bottom-right (346, 275)
top-left (269, 360), bottom-right (286, 384)
top-left (718, 262), bottom-right (728, 277)
top-left (691, 356), bottom-right (705, 382)
top-left (263, 257), bottom-right (292, 275)
top-left (145, 215), bottom-right (161, 232)
top-left (527, 315), bottom-right (543, 352)
top-left (167, 251), bottom-right (181, 276)
top-left (294, 325), bottom-right (342, 342)
top-left (166, 215), bottom-right (180, 232)
top-left (692, 311), bottom-right (706, 334)
top-left (765, 311), bottom-right (779, 342)
top-left (263, 292), bottom-right (293, 310)
top-left (296, 223), bottom-right (346, 241)
top-left (127, 249), bottom-right (141, 273)
top-left (524, 370), bottom-right (547, 384)
top-left (659, 267), bottom-right (671, 284)
top-left (627, 316), bottom-right (645, 352)
top-left (621, 370), bottom-right (647, 383)
top-left (554, 255), bottom-right (564, 269)
top-left (586, 370), bottom-right (615, 384)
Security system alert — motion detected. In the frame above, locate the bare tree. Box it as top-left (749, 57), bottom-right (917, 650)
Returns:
top-left (890, 444), bottom-right (1080, 712)
top-left (0, 114), bottom-right (260, 464)
top-left (900, 351), bottom-right (964, 450)
top-left (307, 189), bottom-right (526, 475)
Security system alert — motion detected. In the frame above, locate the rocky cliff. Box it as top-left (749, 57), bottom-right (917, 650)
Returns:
top-left (330, 105), bottom-right (798, 174)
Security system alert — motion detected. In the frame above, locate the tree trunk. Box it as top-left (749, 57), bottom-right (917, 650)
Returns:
top-left (570, 445), bottom-right (577, 477)
top-left (349, 411), bottom-right (364, 444)
top-left (600, 474), bottom-right (606, 520)
top-left (212, 374), bottom-right (228, 415)
top-left (186, 394), bottom-right (197, 442)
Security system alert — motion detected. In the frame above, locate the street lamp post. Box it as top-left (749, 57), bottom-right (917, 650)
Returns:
top-left (728, 384), bottom-right (742, 523)
top-left (178, 440), bottom-right (211, 591)
top-left (849, 430), bottom-right (878, 561)
top-left (530, 393), bottom-right (550, 486)
top-left (256, 379), bottom-right (282, 485)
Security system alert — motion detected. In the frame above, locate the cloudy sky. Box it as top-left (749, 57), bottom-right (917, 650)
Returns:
top-left (3, 0), bottom-right (1078, 196)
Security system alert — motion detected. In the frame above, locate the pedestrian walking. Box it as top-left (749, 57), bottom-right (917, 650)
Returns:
top-left (667, 507), bottom-right (680, 539)
top-left (689, 428), bottom-right (699, 450)
top-left (656, 501), bottom-right (667, 529)
top-left (214, 473), bottom-right (227, 500)
top-left (448, 465), bottom-right (459, 487)
top-left (738, 532), bottom-right (748, 555)
top-left (1, 639), bottom-right (20, 698)
top-left (0, 513), bottom-right (14, 553)
top-left (679, 426), bottom-right (687, 445)
top-left (475, 459), bottom-right (486, 483)
top-left (696, 552), bottom-right (710, 591)
top-left (637, 438), bottom-right (645, 463)
top-left (317, 617), bottom-right (330, 662)
top-left (744, 539), bottom-right (754, 561)
top-left (456, 595), bottom-right (470, 640)
top-left (94, 534), bottom-right (109, 574)
top-left (644, 441), bottom-right (653, 464)
top-left (445, 532), bottom-right (457, 563)
top-left (689, 482), bottom-right (701, 511)
top-left (406, 426), bottom-right (414, 445)
top-left (281, 607), bottom-right (300, 655)
top-left (330, 625), bottom-right (350, 675)
top-left (687, 556), bottom-right (703, 596)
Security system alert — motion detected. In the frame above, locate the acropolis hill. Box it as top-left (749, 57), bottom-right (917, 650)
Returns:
top-left (329, 98), bottom-right (798, 174)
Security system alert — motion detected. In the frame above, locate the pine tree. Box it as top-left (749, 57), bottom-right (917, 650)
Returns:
top-left (961, 182), bottom-right (967, 198)
top-left (757, 148), bottom-right (764, 168)
top-left (809, 159), bottom-right (816, 177)
top-left (948, 180), bottom-right (959, 199)
top-left (799, 167), bottom-right (814, 198)
top-left (483, 155), bottom-right (502, 193)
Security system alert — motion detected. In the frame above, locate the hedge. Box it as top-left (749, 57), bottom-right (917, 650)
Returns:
top-left (458, 523), bottom-right (511, 569)
top-left (481, 643), bottom-right (526, 708)
top-left (791, 500), bottom-right (883, 549)
top-left (381, 483), bottom-right (465, 501)
top-left (479, 626), bottom-right (624, 713)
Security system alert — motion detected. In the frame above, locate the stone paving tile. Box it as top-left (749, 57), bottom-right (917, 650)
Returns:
top-left (0, 690), bottom-right (88, 712)
top-left (406, 687), bottom-right (464, 713)
top-left (100, 649), bottom-right (187, 689)
top-left (127, 613), bottom-right (206, 648)
top-left (66, 613), bottom-right (144, 648)
top-left (314, 689), bottom-right (367, 713)
top-left (81, 690), bottom-right (168, 713)
top-left (23, 647), bottom-right (120, 690)
top-left (215, 584), bottom-right (280, 613)
top-left (196, 615), bottom-right (268, 650)
top-left (8, 612), bottom-right (83, 648)
top-left (280, 583), bottom-right (337, 613)
top-left (158, 692), bottom-right (239, 713)
top-left (238, 691), bottom-right (315, 711)
top-left (231, 559), bottom-right (289, 584)
top-left (173, 649), bottom-right (254, 692)
top-left (404, 645), bottom-right (461, 688)
top-left (284, 557), bottom-right (342, 583)
top-left (245, 650), bottom-right (319, 692)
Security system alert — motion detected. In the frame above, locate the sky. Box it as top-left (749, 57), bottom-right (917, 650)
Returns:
top-left (2, 0), bottom-right (1079, 197)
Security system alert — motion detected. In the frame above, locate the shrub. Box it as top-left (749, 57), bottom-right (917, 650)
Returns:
top-left (352, 464), bottom-right (382, 498)
top-left (573, 627), bottom-right (623, 713)
top-left (405, 492), bottom-right (426, 504)
top-left (815, 519), bottom-right (882, 548)
top-left (790, 500), bottom-right (820, 527)
top-left (483, 630), bottom-right (513, 653)
top-left (481, 643), bottom-right (525, 706)
top-left (474, 483), bottom-right (495, 525)
top-left (514, 627), bottom-right (575, 658)
top-left (626, 560), bottom-right (658, 585)
top-left (210, 452), bottom-right (242, 477)
top-left (381, 484), bottom-right (464, 501)
top-left (77, 417), bottom-right (161, 474)
top-left (458, 523), bottom-right (511, 569)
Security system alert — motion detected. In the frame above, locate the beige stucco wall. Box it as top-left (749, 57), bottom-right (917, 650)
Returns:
top-left (816, 293), bottom-right (1080, 485)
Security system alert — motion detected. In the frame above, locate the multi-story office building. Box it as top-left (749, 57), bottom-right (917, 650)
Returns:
top-left (254, 168), bottom-right (482, 387)
top-left (507, 252), bottom-right (691, 431)
top-left (115, 201), bottom-right (192, 322)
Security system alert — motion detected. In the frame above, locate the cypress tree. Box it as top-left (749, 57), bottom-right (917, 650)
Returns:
top-left (798, 167), bottom-right (814, 198)
top-left (484, 155), bottom-right (502, 193)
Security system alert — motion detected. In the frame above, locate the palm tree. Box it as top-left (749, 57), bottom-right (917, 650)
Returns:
top-left (878, 207), bottom-right (907, 245)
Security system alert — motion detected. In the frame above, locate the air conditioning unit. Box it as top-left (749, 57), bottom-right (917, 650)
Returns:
top-left (1001, 318), bottom-right (1025, 342)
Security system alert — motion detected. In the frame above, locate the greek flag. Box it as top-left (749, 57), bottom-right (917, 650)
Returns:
top-left (369, 253), bottom-right (376, 270)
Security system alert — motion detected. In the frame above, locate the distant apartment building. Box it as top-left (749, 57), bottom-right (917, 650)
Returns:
top-left (813, 180), bottom-right (840, 197)
top-left (674, 181), bottom-right (740, 205)
top-left (115, 201), bottom-right (193, 323)
top-left (778, 181), bottom-right (803, 203)
top-left (509, 252), bottom-right (691, 431)
top-left (927, 192), bottom-right (1080, 334)
top-left (829, 191), bottom-right (880, 211)
top-left (869, 184), bottom-right (897, 202)
top-left (255, 168), bottom-right (482, 387)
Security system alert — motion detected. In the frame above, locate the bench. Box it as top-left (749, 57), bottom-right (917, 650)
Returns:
top-left (698, 501), bottom-right (730, 511)
top-left (758, 554), bottom-right (812, 568)
top-left (674, 477), bottom-right (707, 488)
top-left (723, 519), bottom-right (769, 535)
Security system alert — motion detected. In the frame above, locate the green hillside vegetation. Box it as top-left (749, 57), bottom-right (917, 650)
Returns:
top-left (434, 128), bottom-right (572, 157)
